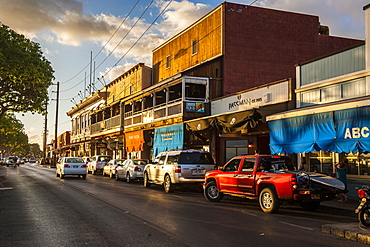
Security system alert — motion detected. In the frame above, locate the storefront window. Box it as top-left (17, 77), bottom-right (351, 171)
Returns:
top-left (309, 151), bottom-right (336, 173)
top-left (225, 140), bottom-right (248, 162)
top-left (345, 152), bottom-right (370, 175)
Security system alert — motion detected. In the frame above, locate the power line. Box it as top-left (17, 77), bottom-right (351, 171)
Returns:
top-left (59, 0), bottom-right (142, 85)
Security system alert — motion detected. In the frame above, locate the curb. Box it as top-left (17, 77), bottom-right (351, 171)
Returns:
top-left (322, 223), bottom-right (370, 244)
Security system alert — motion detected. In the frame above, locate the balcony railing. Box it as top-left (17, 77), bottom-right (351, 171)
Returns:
top-left (84, 99), bottom-right (189, 136)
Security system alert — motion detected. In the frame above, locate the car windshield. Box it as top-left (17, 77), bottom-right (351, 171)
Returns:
top-left (65, 158), bottom-right (84, 163)
top-left (179, 153), bottom-right (214, 164)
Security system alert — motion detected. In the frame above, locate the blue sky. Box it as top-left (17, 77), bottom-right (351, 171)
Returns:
top-left (0, 0), bottom-right (368, 147)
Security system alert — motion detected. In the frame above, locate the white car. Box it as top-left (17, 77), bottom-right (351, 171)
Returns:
top-left (143, 150), bottom-right (215, 193)
top-left (116, 159), bottom-right (149, 183)
top-left (56, 157), bottom-right (87, 179)
top-left (88, 155), bottom-right (112, 175)
top-left (102, 159), bottom-right (125, 178)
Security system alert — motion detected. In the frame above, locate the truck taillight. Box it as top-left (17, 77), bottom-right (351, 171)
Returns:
top-left (134, 166), bottom-right (142, 171)
top-left (64, 164), bottom-right (70, 168)
top-left (291, 176), bottom-right (297, 189)
top-left (81, 165), bottom-right (87, 168)
top-left (175, 166), bottom-right (181, 173)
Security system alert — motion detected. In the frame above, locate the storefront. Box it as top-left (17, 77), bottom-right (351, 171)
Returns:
top-left (152, 124), bottom-right (184, 157)
top-left (185, 79), bottom-right (294, 164)
top-left (125, 130), bottom-right (145, 159)
top-left (267, 99), bottom-right (370, 175)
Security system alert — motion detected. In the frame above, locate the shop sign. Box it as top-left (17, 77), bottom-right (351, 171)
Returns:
top-left (186, 102), bottom-right (205, 113)
top-left (344, 127), bottom-right (370, 139)
top-left (212, 80), bottom-right (289, 115)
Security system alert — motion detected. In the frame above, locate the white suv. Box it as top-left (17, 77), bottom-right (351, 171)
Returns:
top-left (88, 155), bottom-right (112, 175)
top-left (143, 150), bottom-right (215, 193)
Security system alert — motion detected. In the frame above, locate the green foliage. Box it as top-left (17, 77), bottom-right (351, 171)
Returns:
top-left (28, 143), bottom-right (42, 156)
top-left (0, 24), bottom-right (54, 119)
top-left (0, 113), bottom-right (29, 155)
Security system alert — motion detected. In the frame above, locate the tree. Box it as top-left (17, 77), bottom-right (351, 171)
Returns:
top-left (0, 24), bottom-right (54, 119)
top-left (0, 113), bottom-right (29, 155)
top-left (28, 143), bottom-right (42, 157)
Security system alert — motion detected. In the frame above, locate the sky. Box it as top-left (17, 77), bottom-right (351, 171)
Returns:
top-left (0, 0), bottom-right (368, 148)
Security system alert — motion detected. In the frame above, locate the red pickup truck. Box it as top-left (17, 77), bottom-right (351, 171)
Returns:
top-left (203, 155), bottom-right (346, 213)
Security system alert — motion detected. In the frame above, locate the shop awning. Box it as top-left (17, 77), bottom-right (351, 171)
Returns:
top-left (153, 124), bottom-right (183, 157)
top-left (186, 109), bottom-right (261, 133)
top-left (268, 105), bottom-right (370, 154)
top-left (125, 130), bottom-right (145, 152)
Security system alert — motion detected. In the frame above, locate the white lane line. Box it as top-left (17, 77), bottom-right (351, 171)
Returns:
top-left (0, 187), bottom-right (13, 190)
top-left (280, 221), bottom-right (315, 230)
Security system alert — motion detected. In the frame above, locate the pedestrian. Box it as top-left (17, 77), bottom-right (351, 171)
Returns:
top-left (335, 162), bottom-right (348, 202)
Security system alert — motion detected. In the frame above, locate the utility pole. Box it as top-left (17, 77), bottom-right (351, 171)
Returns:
top-left (52, 81), bottom-right (59, 168)
top-left (42, 101), bottom-right (48, 166)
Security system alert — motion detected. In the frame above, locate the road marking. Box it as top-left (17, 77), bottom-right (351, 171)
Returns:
top-left (280, 221), bottom-right (315, 230)
top-left (0, 187), bottom-right (13, 190)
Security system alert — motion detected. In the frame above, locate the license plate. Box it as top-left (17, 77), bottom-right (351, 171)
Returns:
top-left (311, 194), bottom-right (320, 200)
top-left (192, 169), bottom-right (205, 175)
top-left (73, 165), bottom-right (78, 168)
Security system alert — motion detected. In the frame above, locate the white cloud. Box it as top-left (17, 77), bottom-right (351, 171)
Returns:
top-left (253, 0), bottom-right (366, 39)
top-left (155, 0), bottom-right (212, 38)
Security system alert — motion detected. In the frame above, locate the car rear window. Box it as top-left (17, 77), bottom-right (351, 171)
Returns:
top-left (179, 153), bottom-right (214, 164)
top-left (98, 156), bottom-right (111, 162)
top-left (66, 158), bottom-right (84, 163)
top-left (134, 160), bottom-right (148, 165)
top-left (261, 157), bottom-right (295, 171)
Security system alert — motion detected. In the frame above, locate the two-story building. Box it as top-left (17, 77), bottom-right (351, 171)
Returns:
top-left (67, 2), bottom-right (364, 164)
top-left (267, 4), bottom-right (370, 176)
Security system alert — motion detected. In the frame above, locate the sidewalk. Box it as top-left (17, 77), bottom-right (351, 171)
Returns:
top-left (319, 176), bottom-right (370, 244)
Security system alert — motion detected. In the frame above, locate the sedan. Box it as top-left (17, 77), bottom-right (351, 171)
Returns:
top-left (56, 157), bottom-right (87, 179)
top-left (102, 159), bottom-right (125, 178)
top-left (116, 159), bottom-right (149, 183)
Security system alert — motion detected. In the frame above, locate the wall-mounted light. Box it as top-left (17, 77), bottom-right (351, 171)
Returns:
top-left (248, 142), bottom-right (254, 148)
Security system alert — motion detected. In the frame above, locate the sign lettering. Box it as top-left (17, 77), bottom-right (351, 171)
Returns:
top-left (344, 127), bottom-right (370, 139)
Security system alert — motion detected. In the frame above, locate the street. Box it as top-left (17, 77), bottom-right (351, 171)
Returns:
top-left (0, 164), bottom-right (366, 247)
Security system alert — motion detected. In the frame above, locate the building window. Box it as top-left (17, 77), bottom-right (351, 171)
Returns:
top-left (166, 55), bottom-right (171, 69)
top-left (192, 39), bottom-right (198, 55)
top-left (342, 78), bottom-right (366, 99)
top-left (308, 151), bottom-right (335, 173)
top-left (300, 77), bottom-right (366, 107)
top-left (225, 140), bottom-right (248, 162)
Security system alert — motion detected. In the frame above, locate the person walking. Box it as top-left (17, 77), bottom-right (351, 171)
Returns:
top-left (335, 162), bottom-right (348, 202)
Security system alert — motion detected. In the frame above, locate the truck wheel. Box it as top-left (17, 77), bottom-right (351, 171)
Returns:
top-left (163, 174), bottom-right (174, 193)
top-left (204, 181), bottom-right (224, 202)
top-left (259, 187), bottom-right (280, 213)
top-left (143, 172), bottom-right (151, 187)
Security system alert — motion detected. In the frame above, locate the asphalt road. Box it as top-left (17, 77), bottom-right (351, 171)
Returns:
top-left (0, 164), bottom-right (366, 247)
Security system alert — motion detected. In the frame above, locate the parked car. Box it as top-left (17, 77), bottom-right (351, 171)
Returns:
top-left (203, 155), bottom-right (346, 213)
top-left (116, 159), bottom-right (149, 182)
top-left (88, 155), bottom-right (112, 175)
top-left (143, 149), bottom-right (216, 192)
top-left (82, 157), bottom-right (91, 165)
top-left (56, 157), bottom-right (87, 179)
top-left (103, 159), bottom-right (125, 178)
top-left (7, 156), bottom-right (19, 167)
